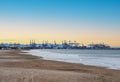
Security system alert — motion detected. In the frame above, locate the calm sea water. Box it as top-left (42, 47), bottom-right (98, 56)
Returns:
top-left (26, 49), bottom-right (120, 70)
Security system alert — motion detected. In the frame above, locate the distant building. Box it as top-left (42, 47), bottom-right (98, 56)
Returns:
top-left (88, 43), bottom-right (110, 49)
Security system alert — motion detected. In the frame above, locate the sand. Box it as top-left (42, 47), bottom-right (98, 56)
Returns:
top-left (0, 50), bottom-right (120, 82)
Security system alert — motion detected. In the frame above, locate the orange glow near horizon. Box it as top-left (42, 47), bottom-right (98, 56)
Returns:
top-left (0, 17), bottom-right (120, 47)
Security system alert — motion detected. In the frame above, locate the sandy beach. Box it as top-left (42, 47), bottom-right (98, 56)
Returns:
top-left (0, 50), bottom-right (120, 82)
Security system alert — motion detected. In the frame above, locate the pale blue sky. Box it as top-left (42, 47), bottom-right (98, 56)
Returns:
top-left (0, 0), bottom-right (120, 46)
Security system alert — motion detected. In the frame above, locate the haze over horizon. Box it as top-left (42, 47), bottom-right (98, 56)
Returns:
top-left (0, 0), bottom-right (120, 47)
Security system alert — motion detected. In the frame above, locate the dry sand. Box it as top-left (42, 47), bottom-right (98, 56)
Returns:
top-left (0, 50), bottom-right (120, 82)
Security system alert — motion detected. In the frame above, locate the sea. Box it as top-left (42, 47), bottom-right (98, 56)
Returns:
top-left (25, 49), bottom-right (120, 70)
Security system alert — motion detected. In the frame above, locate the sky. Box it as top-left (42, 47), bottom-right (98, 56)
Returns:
top-left (0, 0), bottom-right (120, 46)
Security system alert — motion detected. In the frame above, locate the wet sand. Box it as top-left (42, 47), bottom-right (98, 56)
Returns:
top-left (0, 50), bottom-right (120, 82)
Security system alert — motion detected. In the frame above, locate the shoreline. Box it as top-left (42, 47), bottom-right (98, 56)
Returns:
top-left (25, 49), bottom-right (120, 70)
top-left (0, 50), bottom-right (120, 82)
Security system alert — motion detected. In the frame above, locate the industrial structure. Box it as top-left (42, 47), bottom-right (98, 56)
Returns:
top-left (0, 40), bottom-right (114, 50)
